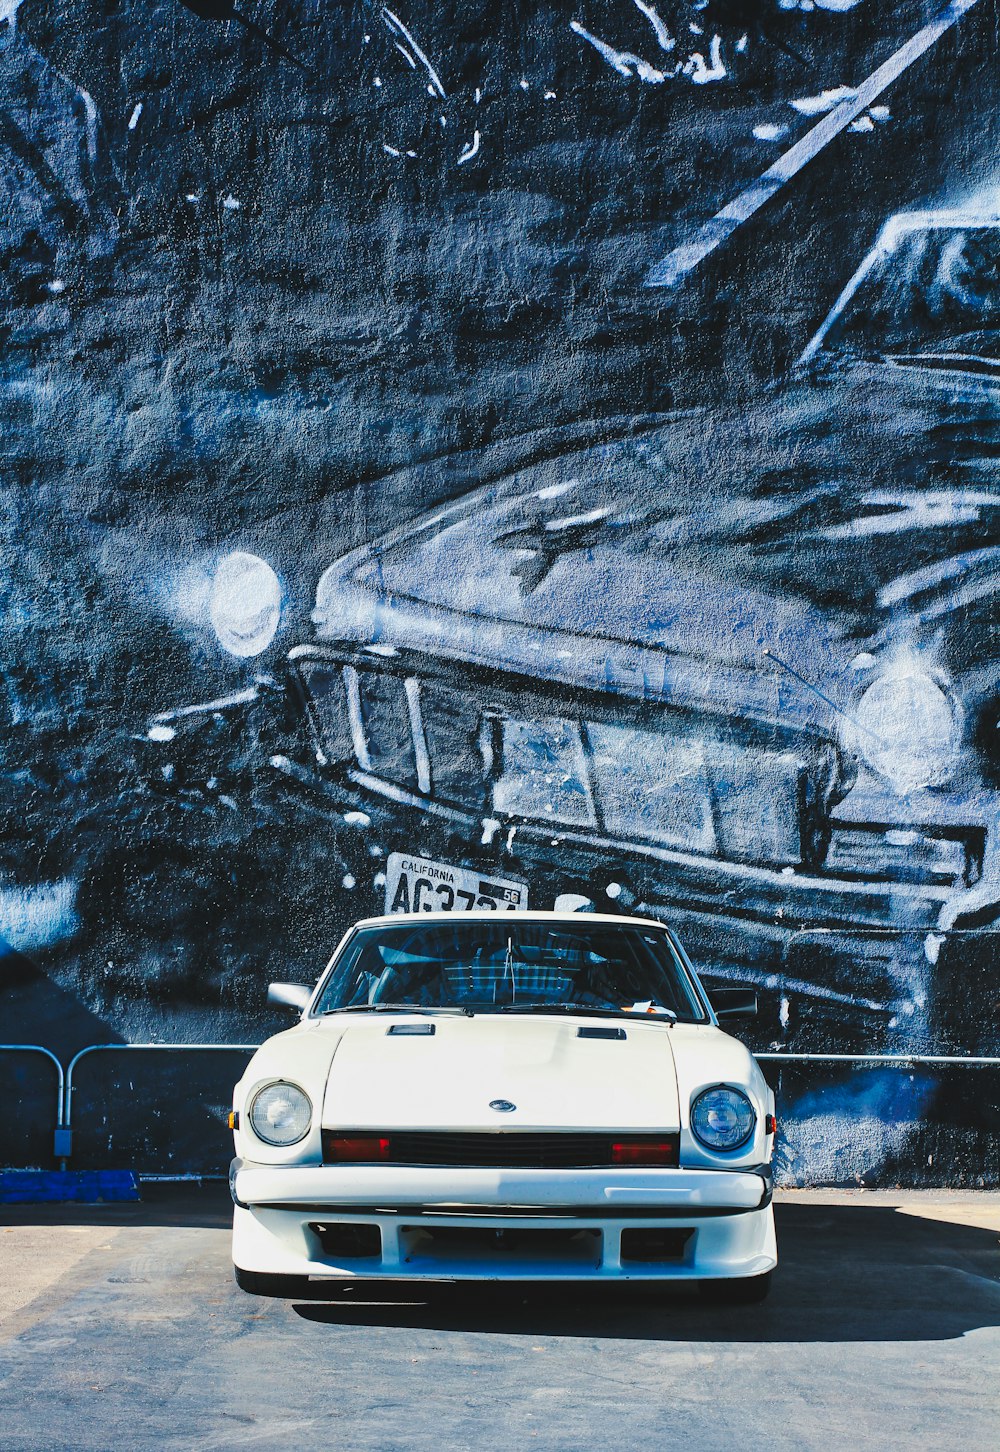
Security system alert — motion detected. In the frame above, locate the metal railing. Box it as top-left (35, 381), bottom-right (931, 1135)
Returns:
top-left (755, 1053), bottom-right (1000, 1064)
top-left (0, 1044), bottom-right (69, 1164)
top-left (1, 1042), bottom-right (258, 1168)
top-left (2, 1042), bottom-right (1000, 1172)
top-left (59, 1044), bottom-right (259, 1168)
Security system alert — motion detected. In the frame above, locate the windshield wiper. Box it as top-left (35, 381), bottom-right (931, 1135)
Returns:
top-left (496, 1004), bottom-right (677, 1022)
top-left (321, 1003), bottom-right (475, 1017)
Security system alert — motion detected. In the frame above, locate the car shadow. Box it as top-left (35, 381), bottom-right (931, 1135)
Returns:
top-left (291, 1203), bottom-right (1000, 1343)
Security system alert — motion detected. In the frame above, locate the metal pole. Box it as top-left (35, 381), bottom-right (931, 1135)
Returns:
top-left (62, 1044), bottom-right (261, 1160)
top-left (0, 1045), bottom-right (67, 1167)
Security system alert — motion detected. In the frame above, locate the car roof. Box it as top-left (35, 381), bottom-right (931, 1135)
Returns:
top-left (349, 910), bottom-right (670, 930)
top-left (799, 207), bottom-right (1000, 367)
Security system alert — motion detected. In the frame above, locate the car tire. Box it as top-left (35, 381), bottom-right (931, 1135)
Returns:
top-left (234, 1265), bottom-right (312, 1298)
top-left (699, 1270), bottom-right (773, 1305)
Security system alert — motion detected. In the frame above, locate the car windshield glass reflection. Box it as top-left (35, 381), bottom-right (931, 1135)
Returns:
top-left (314, 921), bottom-right (707, 1020)
top-left (828, 224), bottom-right (1000, 366)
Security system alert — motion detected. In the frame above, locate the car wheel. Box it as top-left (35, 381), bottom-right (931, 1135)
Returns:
top-left (699, 1270), bottom-right (773, 1305)
top-left (234, 1265), bottom-right (312, 1298)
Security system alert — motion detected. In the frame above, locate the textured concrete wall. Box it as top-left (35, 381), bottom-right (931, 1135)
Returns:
top-left (2, 0), bottom-right (999, 1181)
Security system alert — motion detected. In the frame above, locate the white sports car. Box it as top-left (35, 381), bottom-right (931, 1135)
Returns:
top-left (229, 911), bottom-right (777, 1300)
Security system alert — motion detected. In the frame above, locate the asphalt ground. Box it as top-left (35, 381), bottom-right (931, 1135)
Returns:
top-left (0, 1185), bottom-right (998, 1451)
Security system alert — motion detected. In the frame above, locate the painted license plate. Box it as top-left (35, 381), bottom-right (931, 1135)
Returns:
top-left (384, 853), bottom-right (528, 915)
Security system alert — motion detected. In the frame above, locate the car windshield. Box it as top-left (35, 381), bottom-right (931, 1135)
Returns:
top-left (816, 220), bottom-right (1000, 367)
top-left (313, 919), bottom-right (707, 1021)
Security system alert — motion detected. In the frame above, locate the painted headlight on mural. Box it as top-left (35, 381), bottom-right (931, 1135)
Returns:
top-left (210, 551), bottom-right (282, 658)
top-left (691, 1086), bottom-right (756, 1151)
top-left (248, 1082), bottom-right (312, 1146)
top-left (847, 670), bottom-right (960, 794)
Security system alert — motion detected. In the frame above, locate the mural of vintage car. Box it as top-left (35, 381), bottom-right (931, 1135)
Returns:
top-left (140, 208), bottom-right (1000, 1055)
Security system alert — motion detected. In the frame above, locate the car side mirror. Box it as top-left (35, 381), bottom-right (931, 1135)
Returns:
top-left (708, 988), bottom-right (758, 1022)
top-left (267, 982), bottom-right (312, 1012)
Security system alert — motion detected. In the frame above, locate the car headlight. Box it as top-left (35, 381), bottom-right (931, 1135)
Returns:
top-left (690, 1086), bottom-right (756, 1151)
top-left (248, 1082), bottom-right (312, 1146)
top-left (210, 551), bottom-right (282, 658)
top-left (848, 669), bottom-right (960, 793)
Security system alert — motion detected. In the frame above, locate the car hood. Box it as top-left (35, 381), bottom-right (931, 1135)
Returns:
top-left (319, 1015), bottom-right (682, 1132)
top-left (314, 359), bottom-right (1000, 718)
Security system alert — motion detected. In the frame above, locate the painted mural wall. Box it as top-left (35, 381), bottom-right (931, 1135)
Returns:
top-left (2, 0), bottom-right (999, 1181)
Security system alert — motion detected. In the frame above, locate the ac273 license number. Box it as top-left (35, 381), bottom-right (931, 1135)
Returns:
top-left (384, 853), bottom-right (528, 914)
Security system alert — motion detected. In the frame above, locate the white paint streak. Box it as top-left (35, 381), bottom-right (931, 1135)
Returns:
top-left (343, 668), bottom-right (372, 771)
top-left (127, 102), bottom-right (143, 130)
top-left (545, 506), bottom-right (611, 531)
top-left (154, 687), bottom-right (259, 723)
top-left (686, 34), bottom-right (726, 84)
top-left (753, 122), bottom-right (790, 142)
top-left (457, 130), bottom-right (481, 165)
top-left (822, 490), bottom-right (999, 539)
top-left (646, 0), bottom-right (984, 289)
top-left (631, 0), bottom-right (675, 52)
top-left (790, 84), bottom-right (856, 115)
top-left (879, 546), bottom-right (1000, 609)
top-left (78, 88), bottom-right (99, 163)
top-left (404, 677), bottom-right (432, 795)
top-left (382, 7), bottom-right (447, 97)
top-left (570, 20), bottom-right (667, 83)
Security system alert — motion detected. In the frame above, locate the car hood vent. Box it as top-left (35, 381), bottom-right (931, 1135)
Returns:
top-left (577, 1026), bottom-right (626, 1040)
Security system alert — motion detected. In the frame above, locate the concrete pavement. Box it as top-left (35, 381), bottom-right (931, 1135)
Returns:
top-left (1, 1185), bottom-right (998, 1450)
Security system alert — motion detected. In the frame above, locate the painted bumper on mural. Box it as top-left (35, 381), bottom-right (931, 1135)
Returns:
top-left (230, 1159), bottom-right (776, 1281)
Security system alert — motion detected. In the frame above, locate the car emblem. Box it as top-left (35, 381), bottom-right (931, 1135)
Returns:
top-left (489, 1099), bottom-right (516, 1113)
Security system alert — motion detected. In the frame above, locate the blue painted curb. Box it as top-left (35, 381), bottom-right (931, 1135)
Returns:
top-left (0, 1170), bottom-right (141, 1204)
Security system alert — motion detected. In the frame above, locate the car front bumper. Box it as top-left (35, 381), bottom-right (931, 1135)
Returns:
top-left (230, 1159), bottom-right (776, 1282)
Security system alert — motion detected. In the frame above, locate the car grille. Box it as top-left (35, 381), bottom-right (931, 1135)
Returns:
top-left (291, 647), bottom-right (836, 870)
top-left (322, 1130), bottom-right (680, 1168)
